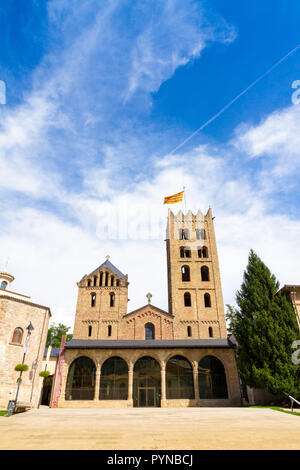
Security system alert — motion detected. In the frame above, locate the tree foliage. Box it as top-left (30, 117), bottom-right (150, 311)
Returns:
top-left (226, 250), bottom-right (300, 398)
top-left (46, 323), bottom-right (72, 347)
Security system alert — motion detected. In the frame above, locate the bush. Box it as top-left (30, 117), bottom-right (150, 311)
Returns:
top-left (14, 364), bottom-right (29, 372)
top-left (39, 370), bottom-right (50, 378)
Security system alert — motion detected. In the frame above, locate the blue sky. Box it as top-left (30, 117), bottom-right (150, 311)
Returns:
top-left (1, 0), bottom-right (300, 327)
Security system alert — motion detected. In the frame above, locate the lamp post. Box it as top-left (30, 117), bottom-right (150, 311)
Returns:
top-left (11, 322), bottom-right (34, 414)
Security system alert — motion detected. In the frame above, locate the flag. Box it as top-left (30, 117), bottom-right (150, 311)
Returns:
top-left (164, 190), bottom-right (184, 204)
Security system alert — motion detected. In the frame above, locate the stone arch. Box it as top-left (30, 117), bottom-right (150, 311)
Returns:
top-left (166, 355), bottom-right (194, 399)
top-left (198, 355), bottom-right (228, 399)
top-left (133, 355), bottom-right (161, 407)
top-left (65, 356), bottom-right (96, 400)
top-left (100, 356), bottom-right (128, 400)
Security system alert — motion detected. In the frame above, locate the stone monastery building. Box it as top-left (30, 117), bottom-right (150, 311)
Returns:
top-left (53, 208), bottom-right (241, 408)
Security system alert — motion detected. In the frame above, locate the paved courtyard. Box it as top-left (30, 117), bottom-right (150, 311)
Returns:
top-left (0, 407), bottom-right (299, 450)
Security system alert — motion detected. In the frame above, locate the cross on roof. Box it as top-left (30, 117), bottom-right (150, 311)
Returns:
top-left (105, 255), bottom-right (110, 261)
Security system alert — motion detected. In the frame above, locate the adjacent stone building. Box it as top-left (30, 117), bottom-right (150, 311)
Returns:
top-left (0, 271), bottom-right (51, 408)
top-left (53, 208), bottom-right (241, 408)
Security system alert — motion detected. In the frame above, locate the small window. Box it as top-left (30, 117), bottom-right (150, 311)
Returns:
top-left (99, 272), bottom-right (103, 286)
top-left (180, 247), bottom-right (185, 258)
top-left (1, 280), bottom-right (7, 289)
top-left (88, 325), bottom-right (92, 337)
top-left (183, 229), bottom-right (189, 240)
top-left (209, 327), bottom-right (213, 338)
top-left (91, 293), bottom-right (96, 307)
top-left (202, 246), bottom-right (208, 258)
top-left (116, 280), bottom-right (120, 287)
top-left (145, 323), bottom-right (155, 340)
top-left (197, 247), bottom-right (202, 258)
top-left (184, 292), bottom-right (191, 307)
top-left (111, 276), bottom-right (114, 287)
top-left (181, 266), bottom-right (190, 282)
top-left (201, 266), bottom-right (209, 282)
top-left (187, 326), bottom-right (192, 337)
top-left (110, 293), bottom-right (115, 307)
top-left (93, 276), bottom-right (97, 286)
top-left (108, 325), bottom-right (112, 337)
top-left (12, 327), bottom-right (23, 344)
top-left (179, 229), bottom-right (184, 240)
top-left (185, 247), bottom-right (191, 258)
top-left (204, 293), bottom-right (211, 308)
top-left (87, 279), bottom-right (91, 287)
top-left (105, 272), bottom-right (109, 286)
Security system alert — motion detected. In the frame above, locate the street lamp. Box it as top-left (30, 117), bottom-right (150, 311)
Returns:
top-left (8, 322), bottom-right (34, 415)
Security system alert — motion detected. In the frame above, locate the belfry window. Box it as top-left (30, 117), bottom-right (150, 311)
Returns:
top-left (196, 228), bottom-right (206, 240)
top-left (204, 293), bottom-right (211, 308)
top-left (87, 279), bottom-right (91, 287)
top-left (1, 280), bottom-right (7, 289)
top-left (184, 292), bottom-right (191, 307)
top-left (105, 272), bottom-right (109, 286)
top-left (91, 293), bottom-right (96, 307)
top-left (145, 323), bottom-right (155, 340)
top-left (110, 293), bottom-right (115, 307)
top-left (201, 266), bottom-right (209, 282)
top-left (180, 247), bottom-right (185, 258)
top-left (93, 276), bottom-right (97, 286)
top-left (111, 276), bottom-right (114, 286)
top-left (202, 246), bottom-right (208, 258)
top-left (99, 272), bottom-right (103, 286)
top-left (88, 325), bottom-right (92, 337)
top-left (181, 266), bottom-right (190, 282)
top-left (116, 280), bottom-right (120, 287)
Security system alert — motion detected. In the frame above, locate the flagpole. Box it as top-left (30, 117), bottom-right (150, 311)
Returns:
top-left (183, 186), bottom-right (187, 213)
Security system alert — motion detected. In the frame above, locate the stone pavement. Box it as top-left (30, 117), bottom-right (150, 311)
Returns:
top-left (0, 407), bottom-right (299, 450)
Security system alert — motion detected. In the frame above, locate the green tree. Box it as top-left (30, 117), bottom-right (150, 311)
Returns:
top-left (226, 250), bottom-right (300, 398)
top-left (46, 323), bottom-right (72, 347)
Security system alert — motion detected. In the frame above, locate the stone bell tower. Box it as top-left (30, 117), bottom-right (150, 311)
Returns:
top-left (73, 256), bottom-right (129, 340)
top-left (166, 208), bottom-right (227, 340)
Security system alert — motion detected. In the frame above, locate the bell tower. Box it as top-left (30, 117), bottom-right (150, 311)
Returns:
top-left (166, 208), bottom-right (227, 340)
top-left (73, 256), bottom-right (129, 340)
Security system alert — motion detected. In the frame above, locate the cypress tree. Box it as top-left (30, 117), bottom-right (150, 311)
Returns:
top-left (227, 250), bottom-right (300, 398)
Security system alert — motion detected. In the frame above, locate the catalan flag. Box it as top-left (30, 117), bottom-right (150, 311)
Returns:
top-left (164, 190), bottom-right (184, 204)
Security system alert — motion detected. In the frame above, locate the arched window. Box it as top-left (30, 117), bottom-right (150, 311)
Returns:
top-left (87, 279), bottom-right (91, 287)
top-left (105, 272), bottom-right (109, 286)
top-left (100, 357), bottom-right (128, 400)
top-left (99, 272), bottom-right (103, 286)
top-left (201, 266), bottom-right (209, 282)
top-left (179, 229), bottom-right (184, 240)
top-left (209, 327), bottom-right (213, 337)
top-left (183, 229), bottom-right (189, 240)
top-left (1, 280), bottom-right (7, 289)
top-left (204, 293), bottom-right (211, 308)
top-left (196, 228), bottom-right (206, 240)
top-left (181, 265), bottom-right (190, 282)
top-left (110, 293), bottom-right (115, 307)
top-left (185, 247), bottom-right (191, 258)
top-left (91, 293), bottom-right (96, 307)
top-left (12, 327), bottom-right (23, 344)
top-left (88, 325), bottom-right (92, 337)
top-left (108, 325), bottom-right (112, 337)
top-left (65, 356), bottom-right (96, 400)
top-left (111, 276), bottom-right (114, 286)
top-left (197, 247), bottom-right (202, 258)
top-left (184, 292), bottom-right (191, 307)
top-left (166, 356), bottom-right (194, 399)
top-left (187, 326), bottom-right (192, 337)
top-left (93, 275), bottom-right (97, 286)
top-left (180, 247), bottom-right (185, 258)
top-left (202, 246), bottom-right (208, 258)
top-left (145, 323), bottom-right (155, 340)
top-left (116, 280), bottom-right (120, 287)
top-left (198, 356), bottom-right (228, 399)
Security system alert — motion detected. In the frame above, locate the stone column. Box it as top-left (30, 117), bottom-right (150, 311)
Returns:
top-left (128, 362), bottom-right (134, 407)
top-left (193, 362), bottom-right (200, 401)
top-left (160, 362), bottom-right (166, 407)
top-left (94, 364), bottom-right (101, 401)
